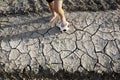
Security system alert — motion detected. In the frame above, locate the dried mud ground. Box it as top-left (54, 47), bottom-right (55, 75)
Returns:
top-left (0, 9), bottom-right (120, 80)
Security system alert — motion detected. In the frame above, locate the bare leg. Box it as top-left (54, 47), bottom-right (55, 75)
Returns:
top-left (48, 1), bottom-right (57, 23)
top-left (54, 0), bottom-right (67, 27)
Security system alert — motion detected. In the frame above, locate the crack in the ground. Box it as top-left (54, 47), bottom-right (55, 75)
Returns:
top-left (0, 10), bottom-right (120, 73)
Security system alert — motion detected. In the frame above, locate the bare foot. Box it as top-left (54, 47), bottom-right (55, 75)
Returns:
top-left (49, 14), bottom-right (57, 23)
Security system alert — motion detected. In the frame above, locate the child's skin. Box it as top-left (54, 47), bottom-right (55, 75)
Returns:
top-left (47, 0), bottom-right (68, 27)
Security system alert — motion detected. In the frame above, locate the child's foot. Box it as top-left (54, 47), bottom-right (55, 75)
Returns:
top-left (49, 14), bottom-right (58, 23)
top-left (58, 22), bottom-right (69, 32)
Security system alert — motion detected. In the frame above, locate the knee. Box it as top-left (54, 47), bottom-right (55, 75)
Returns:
top-left (54, 6), bottom-right (61, 13)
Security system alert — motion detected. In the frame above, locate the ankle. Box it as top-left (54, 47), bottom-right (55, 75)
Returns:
top-left (61, 18), bottom-right (67, 23)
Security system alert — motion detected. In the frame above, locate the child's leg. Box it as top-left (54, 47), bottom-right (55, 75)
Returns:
top-left (54, 0), bottom-right (67, 27)
top-left (47, 0), bottom-right (57, 22)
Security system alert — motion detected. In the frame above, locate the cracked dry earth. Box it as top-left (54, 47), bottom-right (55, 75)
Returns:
top-left (0, 10), bottom-right (120, 75)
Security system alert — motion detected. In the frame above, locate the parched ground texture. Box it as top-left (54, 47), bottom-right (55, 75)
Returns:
top-left (0, 0), bottom-right (120, 80)
top-left (0, 9), bottom-right (120, 80)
